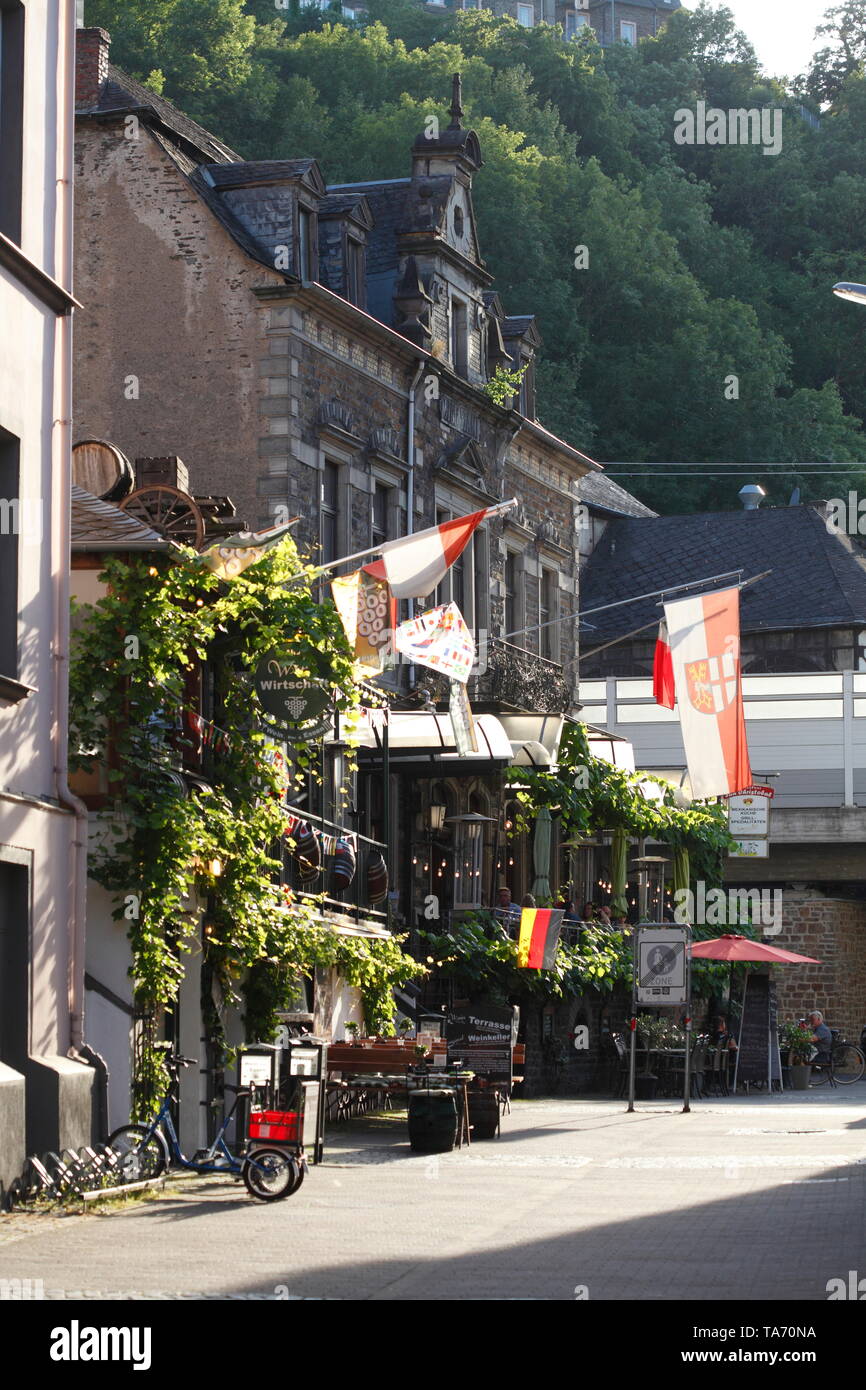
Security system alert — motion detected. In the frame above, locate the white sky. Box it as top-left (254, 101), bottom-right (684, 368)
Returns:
top-left (702, 1), bottom-right (837, 79)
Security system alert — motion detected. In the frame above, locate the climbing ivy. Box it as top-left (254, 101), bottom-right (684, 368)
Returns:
top-left (69, 538), bottom-right (420, 1112)
top-left (506, 721), bottom-right (735, 887)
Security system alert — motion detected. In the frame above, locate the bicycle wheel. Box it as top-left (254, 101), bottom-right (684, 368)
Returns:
top-left (809, 1060), bottom-right (830, 1086)
top-left (108, 1125), bottom-right (168, 1181)
top-left (832, 1043), bottom-right (865, 1084)
top-left (242, 1147), bottom-right (297, 1202)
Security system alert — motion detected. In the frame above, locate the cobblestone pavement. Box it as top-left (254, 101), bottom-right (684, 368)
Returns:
top-left (2, 1089), bottom-right (865, 1302)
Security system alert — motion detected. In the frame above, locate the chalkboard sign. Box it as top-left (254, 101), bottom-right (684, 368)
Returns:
top-left (446, 1004), bottom-right (515, 1082)
top-left (735, 974), bottom-right (778, 1087)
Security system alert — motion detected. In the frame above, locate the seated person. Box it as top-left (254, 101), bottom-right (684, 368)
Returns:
top-left (807, 1009), bottom-right (832, 1063)
top-left (712, 1015), bottom-right (738, 1050)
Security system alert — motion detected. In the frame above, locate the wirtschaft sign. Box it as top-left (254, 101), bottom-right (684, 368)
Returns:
top-left (253, 653), bottom-right (331, 738)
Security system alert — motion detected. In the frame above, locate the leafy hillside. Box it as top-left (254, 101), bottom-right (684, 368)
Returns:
top-left (84, 0), bottom-right (866, 513)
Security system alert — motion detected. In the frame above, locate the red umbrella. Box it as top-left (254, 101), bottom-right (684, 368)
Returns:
top-left (690, 934), bottom-right (821, 964)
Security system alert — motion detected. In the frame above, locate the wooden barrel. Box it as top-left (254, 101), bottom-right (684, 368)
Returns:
top-left (468, 1089), bottom-right (499, 1140)
top-left (408, 1089), bottom-right (458, 1154)
top-left (72, 439), bottom-right (134, 502)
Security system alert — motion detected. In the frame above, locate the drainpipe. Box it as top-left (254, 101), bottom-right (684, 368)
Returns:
top-left (54, 7), bottom-right (89, 1053)
top-left (406, 358), bottom-right (425, 690)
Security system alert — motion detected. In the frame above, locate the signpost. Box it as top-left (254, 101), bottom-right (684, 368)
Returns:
top-left (628, 923), bottom-right (692, 1114)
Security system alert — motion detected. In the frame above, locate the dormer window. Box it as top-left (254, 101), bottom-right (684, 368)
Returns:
top-left (453, 205), bottom-right (464, 238)
top-left (298, 206), bottom-right (314, 281)
top-left (346, 236), bottom-right (365, 308)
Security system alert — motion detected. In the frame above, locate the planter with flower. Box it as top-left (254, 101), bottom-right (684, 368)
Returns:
top-left (781, 1022), bottom-right (814, 1089)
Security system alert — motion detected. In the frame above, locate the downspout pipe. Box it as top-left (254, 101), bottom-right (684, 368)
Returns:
top-left (54, 8), bottom-right (89, 1054)
top-left (406, 358), bottom-right (426, 691)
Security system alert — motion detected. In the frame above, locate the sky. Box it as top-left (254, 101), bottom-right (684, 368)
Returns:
top-left (702, 1), bottom-right (837, 79)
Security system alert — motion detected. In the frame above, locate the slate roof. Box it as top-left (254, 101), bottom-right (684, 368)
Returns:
top-left (204, 160), bottom-right (319, 188)
top-left (579, 471), bottom-right (657, 519)
top-left (327, 180), bottom-right (411, 277)
top-left (71, 485), bottom-right (169, 551)
top-left (84, 65), bottom-right (240, 165)
top-left (579, 505), bottom-right (866, 638)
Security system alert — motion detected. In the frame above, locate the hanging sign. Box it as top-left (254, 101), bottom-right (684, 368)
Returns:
top-left (254, 654), bottom-right (331, 737)
top-left (727, 785), bottom-right (773, 837)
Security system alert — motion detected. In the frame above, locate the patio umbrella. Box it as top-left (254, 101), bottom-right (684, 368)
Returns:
top-left (690, 934), bottom-right (821, 1035)
top-left (610, 828), bottom-right (628, 916)
top-left (690, 935), bottom-right (820, 964)
top-left (531, 806), bottom-right (552, 901)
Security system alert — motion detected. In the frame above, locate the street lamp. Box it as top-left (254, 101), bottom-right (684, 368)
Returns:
top-left (833, 282), bottom-right (866, 305)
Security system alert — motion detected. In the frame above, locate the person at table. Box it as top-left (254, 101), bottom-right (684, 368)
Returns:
top-left (806, 1010), bottom-right (832, 1062)
top-left (495, 886), bottom-right (520, 925)
top-left (712, 1015), bottom-right (738, 1051)
top-left (581, 901), bottom-right (596, 923)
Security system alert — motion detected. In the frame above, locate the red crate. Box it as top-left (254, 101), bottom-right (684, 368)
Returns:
top-left (248, 1110), bottom-right (299, 1143)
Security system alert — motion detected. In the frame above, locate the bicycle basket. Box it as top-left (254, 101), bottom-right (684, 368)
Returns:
top-left (248, 1110), bottom-right (299, 1143)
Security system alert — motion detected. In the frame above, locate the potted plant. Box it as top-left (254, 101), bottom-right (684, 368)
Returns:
top-left (414, 1042), bottom-right (430, 1062)
top-left (397, 1017), bottom-right (413, 1046)
top-left (782, 1022), bottom-right (814, 1089)
top-left (344, 1021), bottom-right (360, 1045)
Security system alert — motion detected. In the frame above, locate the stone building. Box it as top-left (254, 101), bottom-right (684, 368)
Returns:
top-left (366, 0), bottom-right (682, 45)
top-left (73, 30), bottom-right (603, 1085)
top-left (0, 0), bottom-right (97, 1195)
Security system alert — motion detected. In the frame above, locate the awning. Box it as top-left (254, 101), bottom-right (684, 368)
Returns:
top-left (585, 724), bottom-right (636, 772)
top-left (352, 711), bottom-right (514, 769)
top-left (499, 714), bottom-right (564, 768)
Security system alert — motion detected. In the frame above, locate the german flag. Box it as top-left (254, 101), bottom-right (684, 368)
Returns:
top-left (517, 908), bottom-right (565, 970)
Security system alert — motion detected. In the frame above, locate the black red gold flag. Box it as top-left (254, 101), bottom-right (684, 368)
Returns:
top-left (517, 908), bottom-right (565, 970)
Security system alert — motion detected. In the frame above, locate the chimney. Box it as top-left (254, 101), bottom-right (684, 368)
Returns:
top-left (738, 484), bottom-right (766, 511)
top-left (75, 27), bottom-right (110, 113)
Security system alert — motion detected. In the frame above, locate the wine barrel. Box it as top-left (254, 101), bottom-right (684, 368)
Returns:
top-left (407, 1089), bottom-right (458, 1154)
top-left (72, 439), bottom-right (135, 502)
top-left (468, 1089), bottom-right (499, 1140)
top-left (366, 848), bottom-right (388, 905)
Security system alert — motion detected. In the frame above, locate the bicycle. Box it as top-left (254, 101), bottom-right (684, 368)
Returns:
top-left (107, 1054), bottom-right (304, 1201)
top-left (809, 1030), bottom-right (866, 1087)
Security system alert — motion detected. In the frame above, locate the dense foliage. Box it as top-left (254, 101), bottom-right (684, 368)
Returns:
top-left (85, 0), bottom-right (866, 511)
top-left (69, 541), bottom-right (421, 1110)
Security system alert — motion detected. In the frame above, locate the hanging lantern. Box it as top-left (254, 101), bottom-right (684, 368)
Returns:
top-left (366, 848), bottom-right (388, 905)
top-left (330, 836), bottom-right (357, 893)
top-left (291, 821), bottom-right (321, 881)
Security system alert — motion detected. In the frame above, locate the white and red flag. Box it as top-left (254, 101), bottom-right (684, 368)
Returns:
top-left (653, 619), bottom-right (675, 709)
top-left (664, 586), bottom-right (752, 799)
top-left (377, 508), bottom-right (488, 600)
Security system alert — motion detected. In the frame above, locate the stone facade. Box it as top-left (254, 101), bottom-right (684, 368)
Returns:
top-left (771, 894), bottom-right (866, 1042)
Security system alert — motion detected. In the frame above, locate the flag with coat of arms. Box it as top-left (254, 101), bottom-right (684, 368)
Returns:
top-left (663, 585), bottom-right (752, 799)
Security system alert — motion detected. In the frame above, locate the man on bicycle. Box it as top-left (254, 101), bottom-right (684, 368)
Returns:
top-left (806, 1010), bottom-right (833, 1063)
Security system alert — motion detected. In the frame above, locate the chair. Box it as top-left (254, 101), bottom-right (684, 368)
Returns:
top-left (668, 1034), bottom-right (707, 1098)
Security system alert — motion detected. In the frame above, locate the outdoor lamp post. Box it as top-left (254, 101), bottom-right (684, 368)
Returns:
top-left (429, 802), bottom-right (447, 832)
top-left (833, 282), bottom-right (866, 305)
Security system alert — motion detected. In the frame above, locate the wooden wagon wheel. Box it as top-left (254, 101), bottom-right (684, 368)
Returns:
top-left (119, 485), bottom-right (206, 549)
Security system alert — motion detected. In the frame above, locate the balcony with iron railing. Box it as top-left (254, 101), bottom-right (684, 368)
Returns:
top-left (468, 636), bottom-right (574, 713)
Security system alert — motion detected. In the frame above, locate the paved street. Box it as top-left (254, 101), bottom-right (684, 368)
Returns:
top-left (2, 1088), bottom-right (865, 1302)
